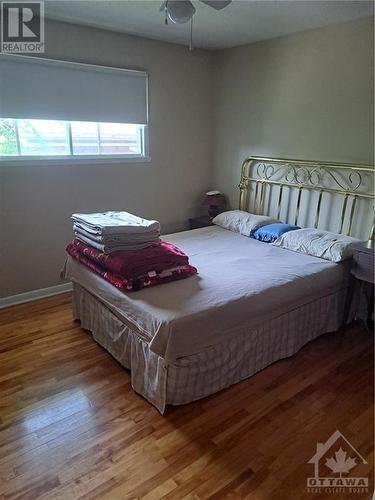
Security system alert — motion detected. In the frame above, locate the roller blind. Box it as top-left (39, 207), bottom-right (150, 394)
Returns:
top-left (0, 54), bottom-right (148, 124)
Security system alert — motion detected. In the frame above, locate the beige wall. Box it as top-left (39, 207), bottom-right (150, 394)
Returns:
top-left (1, 16), bottom-right (374, 297)
top-left (212, 16), bottom-right (374, 209)
top-left (0, 20), bottom-right (214, 297)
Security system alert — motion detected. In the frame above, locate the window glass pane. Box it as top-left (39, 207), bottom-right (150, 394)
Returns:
top-left (99, 123), bottom-right (141, 155)
top-left (0, 119), bottom-right (145, 158)
top-left (71, 121), bottom-right (99, 155)
top-left (0, 119), bottom-right (18, 155)
top-left (18, 119), bottom-right (70, 156)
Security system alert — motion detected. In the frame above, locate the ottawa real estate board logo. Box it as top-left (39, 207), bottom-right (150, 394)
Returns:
top-left (307, 430), bottom-right (369, 495)
top-left (1, 1), bottom-right (44, 53)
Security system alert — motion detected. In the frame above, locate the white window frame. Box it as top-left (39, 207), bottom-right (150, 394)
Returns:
top-left (0, 120), bottom-right (150, 165)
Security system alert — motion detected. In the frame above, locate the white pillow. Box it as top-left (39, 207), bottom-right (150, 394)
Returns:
top-left (272, 228), bottom-right (359, 262)
top-left (212, 210), bottom-right (279, 236)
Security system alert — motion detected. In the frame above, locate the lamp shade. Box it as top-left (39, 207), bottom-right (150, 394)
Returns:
top-left (203, 191), bottom-right (226, 207)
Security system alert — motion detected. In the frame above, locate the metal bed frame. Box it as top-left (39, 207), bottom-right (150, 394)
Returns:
top-left (239, 156), bottom-right (374, 239)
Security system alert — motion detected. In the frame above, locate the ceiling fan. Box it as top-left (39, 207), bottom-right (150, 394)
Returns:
top-left (160, 1), bottom-right (232, 24)
top-left (160, 0), bottom-right (232, 49)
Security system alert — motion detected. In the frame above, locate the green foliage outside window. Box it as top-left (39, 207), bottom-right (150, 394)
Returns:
top-left (0, 119), bottom-right (17, 155)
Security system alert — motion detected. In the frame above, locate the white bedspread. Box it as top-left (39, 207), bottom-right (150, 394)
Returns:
top-left (65, 226), bottom-right (348, 364)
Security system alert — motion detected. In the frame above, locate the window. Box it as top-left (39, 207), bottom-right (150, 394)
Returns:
top-left (1, 55), bottom-right (149, 162)
top-left (0, 118), bottom-right (146, 159)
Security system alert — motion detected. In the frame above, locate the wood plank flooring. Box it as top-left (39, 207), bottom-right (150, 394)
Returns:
top-left (0, 293), bottom-right (373, 500)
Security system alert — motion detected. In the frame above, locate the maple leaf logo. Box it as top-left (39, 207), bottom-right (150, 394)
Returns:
top-left (325, 448), bottom-right (357, 477)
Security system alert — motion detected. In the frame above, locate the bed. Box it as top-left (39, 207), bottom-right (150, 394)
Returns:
top-left (64, 156), bottom-right (374, 413)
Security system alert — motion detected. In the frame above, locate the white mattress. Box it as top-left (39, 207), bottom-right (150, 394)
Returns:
top-left (66, 226), bottom-right (349, 364)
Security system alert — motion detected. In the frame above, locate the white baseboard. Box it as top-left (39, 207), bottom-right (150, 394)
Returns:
top-left (0, 282), bottom-right (72, 309)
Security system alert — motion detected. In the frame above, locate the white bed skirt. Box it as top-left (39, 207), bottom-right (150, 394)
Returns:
top-left (72, 283), bottom-right (345, 414)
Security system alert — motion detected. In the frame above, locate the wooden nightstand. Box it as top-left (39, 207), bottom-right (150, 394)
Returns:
top-left (344, 240), bottom-right (374, 328)
top-left (189, 215), bottom-right (213, 230)
top-left (351, 240), bottom-right (374, 284)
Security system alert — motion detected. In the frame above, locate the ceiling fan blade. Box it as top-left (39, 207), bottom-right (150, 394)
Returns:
top-left (200, 0), bottom-right (232, 10)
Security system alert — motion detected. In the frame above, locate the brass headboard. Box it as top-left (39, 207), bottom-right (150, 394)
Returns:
top-left (239, 156), bottom-right (374, 239)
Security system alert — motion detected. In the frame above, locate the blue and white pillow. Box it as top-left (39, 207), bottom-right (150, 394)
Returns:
top-left (251, 223), bottom-right (300, 243)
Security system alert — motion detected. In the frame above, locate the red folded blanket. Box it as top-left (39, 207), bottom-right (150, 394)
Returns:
top-left (70, 238), bottom-right (189, 279)
top-left (66, 240), bottom-right (197, 292)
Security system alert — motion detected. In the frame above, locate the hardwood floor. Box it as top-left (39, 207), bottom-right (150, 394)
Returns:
top-left (0, 293), bottom-right (373, 500)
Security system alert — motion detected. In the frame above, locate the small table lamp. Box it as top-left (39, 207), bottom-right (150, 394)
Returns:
top-left (203, 190), bottom-right (226, 218)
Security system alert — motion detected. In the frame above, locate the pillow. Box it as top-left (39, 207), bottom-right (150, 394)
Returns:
top-left (272, 228), bottom-right (359, 262)
top-left (212, 210), bottom-right (279, 236)
top-left (251, 223), bottom-right (300, 243)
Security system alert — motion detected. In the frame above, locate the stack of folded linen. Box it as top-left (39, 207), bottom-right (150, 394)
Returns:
top-left (67, 210), bottom-right (197, 292)
top-left (66, 238), bottom-right (197, 292)
top-left (72, 211), bottom-right (161, 253)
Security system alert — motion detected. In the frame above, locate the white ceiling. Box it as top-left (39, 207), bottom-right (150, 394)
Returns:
top-left (45, 0), bottom-right (374, 50)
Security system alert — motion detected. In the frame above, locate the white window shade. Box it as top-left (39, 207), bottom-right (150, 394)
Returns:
top-left (0, 54), bottom-right (148, 124)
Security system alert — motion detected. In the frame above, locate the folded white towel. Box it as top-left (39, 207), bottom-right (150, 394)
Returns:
top-left (75, 233), bottom-right (160, 253)
top-left (71, 211), bottom-right (160, 235)
top-left (73, 224), bottom-right (160, 244)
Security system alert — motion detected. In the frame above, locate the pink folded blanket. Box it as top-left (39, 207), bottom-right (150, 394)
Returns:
top-left (69, 238), bottom-right (190, 280)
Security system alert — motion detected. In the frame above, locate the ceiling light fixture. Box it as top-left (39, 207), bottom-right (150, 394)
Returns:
top-left (160, 0), bottom-right (232, 50)
top-left (161, 0), bottom-right (196, 24)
